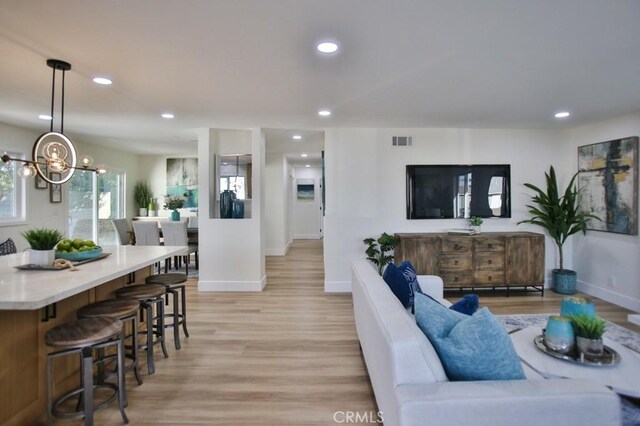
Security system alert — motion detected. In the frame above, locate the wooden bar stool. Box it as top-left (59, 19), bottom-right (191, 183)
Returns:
top-left (77, 299), bottom-right (144, 386)
top-left (115, 284), bottom-right (168, 375)
top-left (45, 317), bottom-right (128, 426)
top-left (145, 273), bottom-right (189, 350)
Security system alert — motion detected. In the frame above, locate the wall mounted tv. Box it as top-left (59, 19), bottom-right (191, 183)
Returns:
top-left (406, 164), bottom-right (511, 219)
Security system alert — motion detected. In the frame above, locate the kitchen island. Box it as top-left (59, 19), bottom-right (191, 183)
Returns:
top-left (0, 245), bottom-right (187, 425)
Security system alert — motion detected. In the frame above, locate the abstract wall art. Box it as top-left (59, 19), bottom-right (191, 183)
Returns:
top-left (577, 136), bottom-right (638, 235)
top-left (166, 158), bottom-right (198, 208)
top-left (297, 179), bottom-right (315, 200)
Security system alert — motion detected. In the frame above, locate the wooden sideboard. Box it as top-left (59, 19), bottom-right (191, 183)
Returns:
top-left (394, 232), bottom-right (545, 295)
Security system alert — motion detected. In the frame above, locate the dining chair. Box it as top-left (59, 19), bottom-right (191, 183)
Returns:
top-left (111, 219), bottom-right (132, 245)
top-left (160, 221), bottom-right (198, 274)
top-left (132, 221), bottom-right (165, 273)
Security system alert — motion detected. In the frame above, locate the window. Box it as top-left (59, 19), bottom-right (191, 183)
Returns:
top-left (0, 151), bottom-right (26, 225)
top-left (220, 176), bottom-right (246, 199)
top-left (68, 169), bottom-right (125, 244)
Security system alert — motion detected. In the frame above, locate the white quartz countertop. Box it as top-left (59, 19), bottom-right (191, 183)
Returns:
top-left (0, 245), bottom-right (187, 310)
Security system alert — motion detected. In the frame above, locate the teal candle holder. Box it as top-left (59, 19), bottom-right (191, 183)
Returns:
top-left (560, 296), bottom-right (595, 318)
top-left (544, 315), bottom-right (575, 354)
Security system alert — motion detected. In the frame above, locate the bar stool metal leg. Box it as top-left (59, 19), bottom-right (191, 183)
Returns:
top-left (180, 284), bottom-right (190, 338)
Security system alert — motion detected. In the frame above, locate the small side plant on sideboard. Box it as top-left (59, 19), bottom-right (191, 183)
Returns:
top-left (394, 232), bottom-right (545, 296)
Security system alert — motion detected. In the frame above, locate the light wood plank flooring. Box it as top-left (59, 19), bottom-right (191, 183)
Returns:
top-left (78, 240), bottom-right (637, 424)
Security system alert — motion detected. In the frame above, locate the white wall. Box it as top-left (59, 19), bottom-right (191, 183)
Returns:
top-left (323, 127), bottom-right (567, 292)
top-left (265, 153), bottom-right (290, 255)
top-left (197, 128), bottom-right (266, 291)
top-left (567, 112), bottom-right (640, 312)
top-left (293, 166), bottom-right (322, 239)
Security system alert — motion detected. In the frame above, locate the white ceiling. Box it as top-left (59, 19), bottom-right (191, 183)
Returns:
top-left (0, 1), bottom-right (639, 156)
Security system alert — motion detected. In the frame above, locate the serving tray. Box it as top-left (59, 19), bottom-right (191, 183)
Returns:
top-left (534, 335), bottom-right (620, 366)
top-left (14, 253), bottom-right (112, 271)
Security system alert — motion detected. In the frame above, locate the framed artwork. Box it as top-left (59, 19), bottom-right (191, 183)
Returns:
top-left (578, 136), bottom-right (638, 235)
top-left (35, 156), bottom-right (47, 189)
top-left (166, 158), bottom-right (198, 208)
top-left (297, 179), bottom-right (315, 200)
top-left (49, 172), bottom-right (62, 203)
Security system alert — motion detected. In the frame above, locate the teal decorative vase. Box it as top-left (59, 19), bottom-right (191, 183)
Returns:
top-left (544, 315), bottom-right (575, 353)
top-left (553, 269), bottom-right (577, 294)
top-left (220, 190), bottom-right (234, 219)
top-left (171, 210), bottom-right (180, 221)
top-left (232, 199), bottom-right (244, 219)
top-left (560, 296), bottom-right (595, 318)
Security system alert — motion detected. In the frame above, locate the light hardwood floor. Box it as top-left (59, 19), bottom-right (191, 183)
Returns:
top-left (83, 240), bottom-right (637, 425)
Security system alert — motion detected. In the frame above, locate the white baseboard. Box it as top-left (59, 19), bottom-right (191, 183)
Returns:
top-left (325, 280), bottom-right (351, 293)
top-left (265, 242), bottom-right (291, 256)
top-left (577, 279), bottom-right (640, 312)
top-left (198, 275), bottom-right (267, 292)
top-left (294, 234), bottom-right (319, 240)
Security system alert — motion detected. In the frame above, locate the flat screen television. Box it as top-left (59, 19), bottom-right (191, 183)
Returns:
top-left (406, 164), bottom-right (511, 219)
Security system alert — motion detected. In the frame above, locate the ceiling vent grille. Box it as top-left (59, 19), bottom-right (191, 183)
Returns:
top-left (392, 136), bottom-right (412, 147)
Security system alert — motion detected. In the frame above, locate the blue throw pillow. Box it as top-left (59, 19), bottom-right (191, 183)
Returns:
top-left (414, 293), bottom-right (525, 381)
top-left (382, 261), bottom-right (421, 309)
top-left (449, 294), bottom-right (479, 315)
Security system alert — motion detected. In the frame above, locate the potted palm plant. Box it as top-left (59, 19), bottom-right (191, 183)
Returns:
top-left (519, 166), bottom-right (599, 294)
top-left (22, 228), bottom-right (64, 266)
top-left (363, 232), bottom-right (399, 276)
top-left (134, 181), bottom-right (152, 217)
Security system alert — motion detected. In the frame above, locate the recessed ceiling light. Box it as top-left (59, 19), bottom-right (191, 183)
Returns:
top-left (161, 113), bottom-right (175, 119)
top-left (554, 111), bottom-right (570, 118)
top-left (222, 162), bottom-right (228, 165)
top-left (305, 164), bottom-right (311, 168)
top-left (317, 42), bottom-right (338, 53)
top-left (38, 114), bottom-right (52, 120)
top-left (92, 76), bottom-right (112, 85)
top-left (292, 135), bottom-right (302, 140)
top-left (318, 109), bottom-right (331, 117)
top-left (301, 153), bottom-right (308, 157)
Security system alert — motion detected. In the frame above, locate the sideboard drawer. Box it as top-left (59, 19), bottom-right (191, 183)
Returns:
top-left (474, 270), bottom-right (505, 285)
top-left (442, 271), bottom-right (473, 287)
top-left (441, 237), bottom-right (472, 254)
top-left (440, 255), bottom-right (472, 270)
top-left (474, 237), bottom-right (505, 252)
top-left (474, 253), bottom-right (505, 271)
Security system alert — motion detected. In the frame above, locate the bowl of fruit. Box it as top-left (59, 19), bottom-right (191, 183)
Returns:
top-left (55, 239), bottom-right (103, 261)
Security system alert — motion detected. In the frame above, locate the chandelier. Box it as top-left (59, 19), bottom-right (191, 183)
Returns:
top-left (1, 59), bottom-right (106, 184)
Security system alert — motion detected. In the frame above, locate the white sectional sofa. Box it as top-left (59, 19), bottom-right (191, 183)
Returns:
top-left (351, 259), bottom-right (621, 426)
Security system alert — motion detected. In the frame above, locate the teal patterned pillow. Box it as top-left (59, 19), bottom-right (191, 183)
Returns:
top-left (414, 293), bottom-right (525, 381)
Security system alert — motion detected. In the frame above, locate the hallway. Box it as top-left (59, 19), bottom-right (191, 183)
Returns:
top-left (90, 239), bottom-right (377, 425)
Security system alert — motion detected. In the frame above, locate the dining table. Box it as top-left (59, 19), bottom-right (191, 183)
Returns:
top-left (0, 244), bottom-right (187, 425)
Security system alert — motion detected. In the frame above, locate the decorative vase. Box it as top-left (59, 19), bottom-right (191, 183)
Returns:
top-left (30, 249), bottom-right (54, 266)
top-left (148, 200), bottom-right (157, 217)
top-left (553, 269), bottom-right (577, 295)
top-left (576, 336), bottom-right (604, 356)
top-left (543, 315), bottom-right (575, 354)
top-left (220, 190), bottom-right (234, 219)
top-left (560, 296), bottom-right (595, 318)
top-left (139, 207), bottom-right (148, 217)
top-left (171, 210), bottom-right (180, 221)
top-left (232, 199), bottom-right (244, 219)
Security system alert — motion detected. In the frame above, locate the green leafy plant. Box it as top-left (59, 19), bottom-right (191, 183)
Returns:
top-left (569, 314), bottom-right (606, 339)
top-left (21, 228), bottom-right (64, 250)
top-left (518, 166), bottom-right (599, 271)
top-left (363, 232), bottom-right (399, 276)
top-left (468, 216), bottom-right (483, 227)
top-left (133, 181), bottom-right (152, 209)
top-left (163, 194), bottom-right (186, 210)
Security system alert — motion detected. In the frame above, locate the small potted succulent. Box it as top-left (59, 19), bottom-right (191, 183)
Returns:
top-left (468, 216), bottom-right (483, 233)
top-left (21, 228), bottom-right (64, 266)
top-left (569, 314), bottom-right (606, 356)
top-left (164, 194), bottom-right (186, 221)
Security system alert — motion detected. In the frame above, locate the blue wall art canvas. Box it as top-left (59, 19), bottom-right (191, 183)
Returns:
top-left (578, 136), bottom-right (638, 235)
top-left (297, 182), bottom-right (315, 200)
top-left (167, 158), bottom-right (198, 208)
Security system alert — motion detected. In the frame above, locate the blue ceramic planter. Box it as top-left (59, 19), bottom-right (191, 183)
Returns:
top-left (553, 269), bottom-right (577, 294)
top-left (544, 315), bottom-right (575, 353)
top-left (560, 296), bottom-right (595, 318)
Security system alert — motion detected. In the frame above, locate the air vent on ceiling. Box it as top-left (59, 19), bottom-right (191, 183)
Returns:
top-left (392, 136), bottom-right (412, 147)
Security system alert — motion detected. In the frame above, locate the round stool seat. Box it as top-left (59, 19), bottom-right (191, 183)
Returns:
top-left (77, 299), bottom-right (140, 319)
top-left (116, 283), bottom-right (166, 300)
top-left (45, 317), bottom-right (123, 348)
top-left (145, 273), bottom-right (188, 286)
